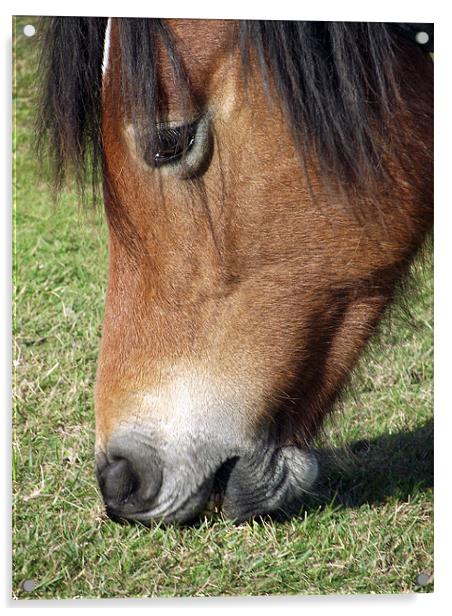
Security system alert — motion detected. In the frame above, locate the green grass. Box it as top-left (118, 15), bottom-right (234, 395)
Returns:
top-left (12, 16), bottom-right (433, 599)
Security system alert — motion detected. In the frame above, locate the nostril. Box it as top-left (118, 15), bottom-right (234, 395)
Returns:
top-left (98, 458), bottom-right (139, 506)
top-left (96, 441), bottom-right (163, 516)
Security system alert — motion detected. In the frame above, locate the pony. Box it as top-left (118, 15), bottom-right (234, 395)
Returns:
top-left (37, 18), bottom-right (433, 524)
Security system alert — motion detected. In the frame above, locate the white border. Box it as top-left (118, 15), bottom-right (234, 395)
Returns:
top-left (3, 0), bottom-right (451, 613)
top-left (5, 0), bottom-right (441, 20)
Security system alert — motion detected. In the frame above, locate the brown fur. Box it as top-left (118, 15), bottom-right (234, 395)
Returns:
top-left (95, 19), bottom-right (432, 455)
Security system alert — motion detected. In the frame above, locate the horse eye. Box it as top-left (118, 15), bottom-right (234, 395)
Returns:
top-left (153, 121), bottom-right (197, 167)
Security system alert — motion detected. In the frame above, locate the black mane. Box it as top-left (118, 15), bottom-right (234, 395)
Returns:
top-left (36, 17), bottom-right (430, 196)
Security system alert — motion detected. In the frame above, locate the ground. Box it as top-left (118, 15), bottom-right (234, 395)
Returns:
top-left (12, 16), bottom-right (433, 599)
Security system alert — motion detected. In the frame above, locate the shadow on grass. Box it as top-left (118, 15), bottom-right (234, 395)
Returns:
top-left (304, 418), bottom-right (433, 511)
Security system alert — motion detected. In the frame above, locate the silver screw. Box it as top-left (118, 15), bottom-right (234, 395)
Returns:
top-left (415, 31), bottom-right (429, 46)
top-left (415, 572), bottom-right (431, 586)
top-left (23, 25), bottom-right (36, 37)
top-left (22, 579), bottom-right (36, 592)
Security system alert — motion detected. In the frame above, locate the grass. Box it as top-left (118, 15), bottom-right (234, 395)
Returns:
top-left (12, 16), bottom-right (433, 599)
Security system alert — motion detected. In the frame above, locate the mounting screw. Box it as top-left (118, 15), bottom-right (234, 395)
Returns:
top-left (22, 579), bottom-right (37, 592)
top-left (415, 572), bottom-right (431, 587)
top-left (23, 25), bottom-right (36, 37)
top-left (415, 31), bottom-right (430, 46)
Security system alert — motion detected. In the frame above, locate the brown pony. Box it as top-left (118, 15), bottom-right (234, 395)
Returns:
top-left (38, 18), bottom-right (433, 524)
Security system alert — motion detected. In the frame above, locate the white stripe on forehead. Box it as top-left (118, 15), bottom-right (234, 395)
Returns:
top-left (102, 17), bottom-right (112, 76)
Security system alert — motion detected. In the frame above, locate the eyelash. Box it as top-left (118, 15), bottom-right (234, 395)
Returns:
top-left (144, 115), bottom-right (212, 179)
top-left (153, 121), bottom-right (198, 167)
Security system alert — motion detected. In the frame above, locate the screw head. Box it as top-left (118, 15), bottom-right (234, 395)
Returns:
top-left (415, 572), bottom-right (431, 586)
top-left (23, 25), bottom-right (36, 37)
top-left (415, 31), bottom-right (429, 46)
top-left (22, 579), bottom-right (36, 592)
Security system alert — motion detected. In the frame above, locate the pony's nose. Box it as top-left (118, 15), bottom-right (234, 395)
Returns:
top-left (96, 446), bottom-right (162, 516)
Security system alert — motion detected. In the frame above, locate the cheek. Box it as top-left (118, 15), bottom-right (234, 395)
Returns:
top-left (93, 264), bottom-right (300, 455)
